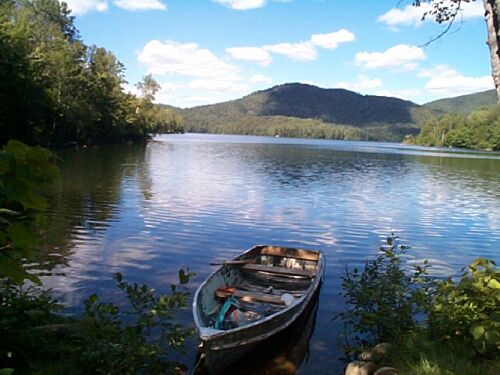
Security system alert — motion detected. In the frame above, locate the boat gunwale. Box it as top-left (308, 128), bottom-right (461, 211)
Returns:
top-left (192, 244), bottom-right (325, 344)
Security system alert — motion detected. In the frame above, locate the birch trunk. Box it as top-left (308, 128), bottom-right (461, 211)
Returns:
top-left (483, 0), bottom-right (500, 103)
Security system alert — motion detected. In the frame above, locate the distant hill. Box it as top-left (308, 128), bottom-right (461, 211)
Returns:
top-left (169, 83), bottom-right (439, 141)
top-left (423, 89), bottom-right (497, 115)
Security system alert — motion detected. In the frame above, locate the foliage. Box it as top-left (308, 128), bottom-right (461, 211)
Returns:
top-left (0, 271), bottom-right (194, 374)
top-left (0, 140), bottom-right (59, 284)
top-left (0, 0), bottom-right (183, 146)
top-left (428, 257), bottom-right (500, 357)
top-left (186, 115), bottom-right (420, 143)
top-left (178, 83), bottom-right (434, 142)
top-left (0, 282), bottom-right (65, 373)
top-left (407, 106), bottom-right (500, 150)
top-left (335, 234), bottom-right (432, 346)
top-left (337, 234), bottom-right (500, 371)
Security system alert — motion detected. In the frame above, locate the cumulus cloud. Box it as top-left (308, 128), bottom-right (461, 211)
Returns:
top-left (63, 0), bottom-right (108, 15)
top-left (226, 47), bottom-right (272, 66)
top-left (355, 44), bottom-right (426, 70)
top-left (188, 79), bottom-right (248, 93)
top-left (311, 29), bottom-right (356, 49)
top-left (213, 0), bottom-right (265, 10)
top-left (250, 74), bottom-right (272, 84)
top-left (336, 75), bottom-right (422, 101)
top-left (226, 28), bottom-right (354, 64)
top-left (374, 89), bottom-right (422, 101)
top-left (263, 42), bottom-right (317, 61)
top-left (379, 1), bottom-right (484, 30)
top-left (113, 0), bottom-right (167, 11)
top-left (337, 75), bottom-right (382, 92)
top-left (138, 40), bottom-right (240, 80)
top-left (418, 65), bottom-right (493, 97)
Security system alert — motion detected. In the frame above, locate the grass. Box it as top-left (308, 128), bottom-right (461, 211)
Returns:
top-left (384, 331), bottom-right (500, 375)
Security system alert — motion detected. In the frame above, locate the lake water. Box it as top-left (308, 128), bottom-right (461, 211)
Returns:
top-left (40, 134), bottom-right (500, 374)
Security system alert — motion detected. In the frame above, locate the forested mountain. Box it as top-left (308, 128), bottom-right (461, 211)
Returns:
top-left (423, 90), bottom-right (497, 115)
top-left (174, 83), bottom-right (436, 142)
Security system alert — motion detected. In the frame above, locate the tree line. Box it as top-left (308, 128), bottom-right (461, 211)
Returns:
top-left (0, 0), bottom-right (183, 147)
top-left (186, 115), bottom-right (420, 142)
top-left (406, 106), bottom-right (500, 151)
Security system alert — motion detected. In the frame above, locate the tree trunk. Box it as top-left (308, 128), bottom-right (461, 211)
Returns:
top-left (483, 0), bottom-right (500, 103)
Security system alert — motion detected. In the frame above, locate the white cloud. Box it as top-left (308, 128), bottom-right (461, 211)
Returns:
top-left (419, 65), bottom-right (493, 97)
top-left (355, 44), bottom-right (426, 70)
top-left (337, 75), bottom-right (382, 92)
top-left (155, 82), bottom-right (184, 104)
top-left (374, 89), bottom-right (422, 101)
top-left (188, 79), bottom-right (248, 93)
top-left (264, 42), bottom-right (317, 61)
top-left (336, 75), bottom-right (422, 101)
top-left (418, 64), bottom-right (457, 78)
top-left (226, 47), bottom-right (272, 66)
top-left (113, 0), bottom-right (167, 11)
top-left (213, 0), bottom-right (265, 10)
top-left (310, 29), bottom-right (356, 49)
top-left (63, 0), bottom-right (108, 15)
top-left (379, 1), bottom-right (484, 30)
top-left (250, 74), bottom-right (272, 84)
top-left (138, 40), bottom-right (240, 80)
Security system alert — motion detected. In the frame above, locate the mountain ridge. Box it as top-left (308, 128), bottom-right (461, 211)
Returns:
top-left (164, 84), bottom-right (494, 141)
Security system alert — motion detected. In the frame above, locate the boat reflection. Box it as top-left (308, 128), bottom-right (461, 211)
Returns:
top-left (193, 285), bottom-right (320, 375)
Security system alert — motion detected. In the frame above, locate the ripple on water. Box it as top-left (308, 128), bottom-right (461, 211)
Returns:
top-left (40, 135), bottom-right (500, 374)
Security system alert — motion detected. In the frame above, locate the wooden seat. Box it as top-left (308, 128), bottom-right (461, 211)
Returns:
top-left (242, 264), bottom-right (315, 278)
top-left (260, 246), bottom-right (320, 261)
top-left (215, 288), bottom-right (286, 305)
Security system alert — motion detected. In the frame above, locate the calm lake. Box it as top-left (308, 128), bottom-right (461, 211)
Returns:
top-left (40, 133), bottom-right (500, 374)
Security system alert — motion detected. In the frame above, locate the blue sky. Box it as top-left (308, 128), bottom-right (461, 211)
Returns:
top-left (65, 0), bottom-right (493, 107)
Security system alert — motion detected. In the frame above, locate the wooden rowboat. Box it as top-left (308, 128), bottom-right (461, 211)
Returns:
top-left (192, 245), bottom-right (325, 374)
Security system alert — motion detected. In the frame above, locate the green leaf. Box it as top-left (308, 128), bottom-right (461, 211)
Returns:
top-left (487, 279), bottom-right (500, 289)
top-left (0, 369), bottom-right (14, 375)
top-left (7, 222), bottom-right (38, 249)
top-left (20, 190), bottom-right (47, 211)
top-left (5, 140), bottom-right (27, 159)
top-left (178, 268), bottom-right (190, 284)
top-left (470, 324), bottom-right (485, 340)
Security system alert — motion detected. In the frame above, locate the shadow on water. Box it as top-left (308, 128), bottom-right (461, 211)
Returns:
top-left (193, 286), bottom-right (321, 375)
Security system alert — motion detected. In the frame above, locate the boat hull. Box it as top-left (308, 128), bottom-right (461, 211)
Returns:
top-left (193, 245), bottom-right (325, 374)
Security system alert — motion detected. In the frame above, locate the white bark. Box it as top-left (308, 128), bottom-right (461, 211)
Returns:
top-left (483, 0), bottom-right (500, 103)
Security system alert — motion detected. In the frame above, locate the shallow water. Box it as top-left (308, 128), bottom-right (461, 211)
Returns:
top-left (39, 134), bottom-right (500, 374)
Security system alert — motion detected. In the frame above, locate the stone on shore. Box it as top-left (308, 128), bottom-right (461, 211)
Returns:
top-left (345, 360), bottom-right (376, 375)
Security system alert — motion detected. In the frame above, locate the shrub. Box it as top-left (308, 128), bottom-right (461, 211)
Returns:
top-left (428, 257), bottom-right (500, 357)
top-left (336, 234), bottom-right (431, 347)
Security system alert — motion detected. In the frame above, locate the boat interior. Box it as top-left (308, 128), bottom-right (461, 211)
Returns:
top-left (197, 246), bottom-right (321, 330)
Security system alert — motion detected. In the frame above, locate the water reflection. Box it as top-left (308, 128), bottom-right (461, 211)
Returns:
top-left (37, 134), bottom-right (500, 374)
